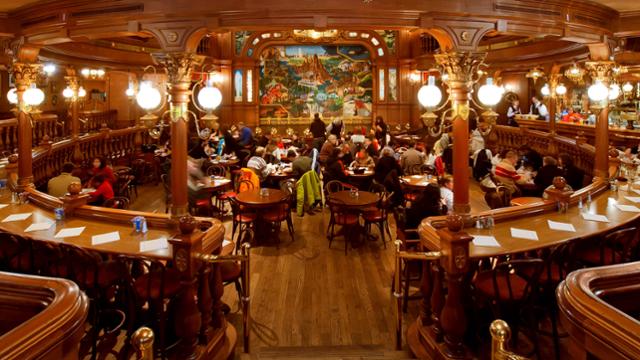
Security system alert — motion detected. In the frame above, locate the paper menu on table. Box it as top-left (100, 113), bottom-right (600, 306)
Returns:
top-left (581, 213), bottom-right (610, 222)
top-left (54, 227), bottom-right (85, 239)
top-left (140, 237), bottom-right (169, 252)
top-left (2, 213), bottom-right (32, 222)
top-left (222, 239), bottom-right (233, 248)
top-left (547, 220), bottom-right (576, 232)
top-left (91, 231), bottom-right (120, 245)
top-left (472, 235), bottom-right (501, 247)
top-left (510, 228), bottom-right (539, 241)
top-left (0, 204), bottom-right (8, 209)
top-left (615, 204), bottom-right (640, 213)
top-left (624, 196), bottom-right (640, 203)
top-left (25, 221), bottom-right (54, 232)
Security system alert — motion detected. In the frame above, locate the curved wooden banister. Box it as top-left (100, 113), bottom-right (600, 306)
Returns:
top-left (0, 271), bottom-right (88, 360)
top-left (557, 262), bottom-right (640, 360)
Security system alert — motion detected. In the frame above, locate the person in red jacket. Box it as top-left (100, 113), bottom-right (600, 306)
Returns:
top-left (89, 174), bottom-right (114, 206)
top-left (89, 157), bottom-right (116, 185)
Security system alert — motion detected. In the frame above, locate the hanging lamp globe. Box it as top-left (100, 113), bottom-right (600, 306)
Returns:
top-left (417, 75), bottom-right (442, 108)
top-left (23, 84), bottom-right (45, 106)
top-left (587, 80), bottom-right (609, 102)
top-left (478, 77), bottom-right (503, 106)
top-left (6, 88), bottom-right (17, 104)
top-left (136, 81), bottom-right (162, 111)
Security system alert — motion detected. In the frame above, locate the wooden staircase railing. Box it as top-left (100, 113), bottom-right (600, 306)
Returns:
top-left (557, 262), bottom-right (640, 360)
top-left (0, 271), bottom-right (88, 360)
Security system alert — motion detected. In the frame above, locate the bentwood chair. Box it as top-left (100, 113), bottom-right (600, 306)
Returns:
top-left (327, 197), bottom-right (360, 254)
top-left (119, 255), bottom-right (182, 359)
top-left (0, 232), bottom-right (32, 274)
top-left (392, 207), bottom-right (423, 312)
top-left (207, 164), bottom-right (227, 177)
top-left (363, 182), bottom-right (391, 248)
top-left (103, 196), bottom-right (131, 209)
top-left (263, 183), bottom-right (295, 245)
top-left (474, 258), bottom-right (545, 357)
top-left (574, 227), bottom-right (639, 267)
top-left (230, 196), bottom-right (257, 252)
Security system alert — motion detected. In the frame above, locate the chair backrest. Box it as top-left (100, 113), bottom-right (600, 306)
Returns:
top-left (325, 180), bottom-right (344, 194)
top-left (408, 164), bottom-right (422, 176)
top-left (488, 258), bottom-right (544, 304)
top-left (421, 164), bottom-right (436, 175)
top-left (206, 164), bottom-right (226, 177)
top-left (0, 232), bottom-right (31, 273)
top-left (103, 196), bottom-right (130, 209)
top-left (605, 226), bottom-right (638, 264)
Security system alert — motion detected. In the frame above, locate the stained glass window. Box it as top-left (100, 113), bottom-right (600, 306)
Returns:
top-left (388, 68), bottom-right (397, 102)
top-left (234, 31), bottom-right (253, 55)
top-left (379, 69), bottom-right (385, 101)
top-left (246, 70), bottom-right (253, 102)
top-left (234, 69), bottom-right (243, 102)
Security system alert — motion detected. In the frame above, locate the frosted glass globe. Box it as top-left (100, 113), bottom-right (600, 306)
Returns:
top-left (540, 84), bottom-right (550, 97)
top-left (136, 82), bottom-right (162, 110)
top-left (555, 84), bottom-right (567, 96)
top-left (125, 87), bottom-right (135, 97)
top-left (62, 87), bottom-right (74, 98)
top-left (197, 86), bottom-right (223, 110)
top-left (6, 88), bottom-right (17, 104)
top-left (78, 87), bottom-right (86, 98)
top-left (588, 81), bottom-right (608, 102)
top-left (478, 78), bottom-right (502, 106)
top-left (608, 84), bottom-right (621, 100)
top-left (417, 84), bottom-right (442, 108)
top-left (622, 82), bottom-right (634, 93)
top-left (23, 85), bottom-right (45, 106)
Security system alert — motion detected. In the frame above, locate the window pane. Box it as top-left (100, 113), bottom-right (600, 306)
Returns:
top-left (234, 69), bottom-right (243, 102)
top-left (378, 69), bottom-right (385, 101)
top-left (388, 68), bottom-right (397, 102)
top-left (246, 69), bottom-right (253, 102)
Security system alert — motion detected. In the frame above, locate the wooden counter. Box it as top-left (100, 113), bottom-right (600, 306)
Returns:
top-left (516, 118), bottom-right (640, 148)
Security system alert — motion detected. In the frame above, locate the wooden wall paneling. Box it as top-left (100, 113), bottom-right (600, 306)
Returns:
top-left (107, 71), bottom-right (134, 127)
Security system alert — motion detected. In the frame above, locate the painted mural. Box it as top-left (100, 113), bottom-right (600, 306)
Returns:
top-left (259, 45), bottom-right (373, 120)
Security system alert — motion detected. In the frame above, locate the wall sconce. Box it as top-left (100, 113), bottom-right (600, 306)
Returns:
top-left (125, 81), bottom-right (136, 98)
top-left (476, 77), bottom-right (504, 125)
top-left (622, 82), bottom-right (634, 94)
top-left (588, 80), bottom-right (609, 102)
top-left (408, 71), bottom-right (421, 84)
top-left (555, 84), bottom-right (567, 96)
top-left (609, 84), bottom-right (621, 101)
top-left (43, 63), bottom-right (56, 76)
top-left (540, 83), bottom-right (551, 97)
top-left (23, 83), bottom-right (45, 108)
top-left (81, 68), bottom-right (106, 79)
top-left (62, 85), bottom-right (86, 101)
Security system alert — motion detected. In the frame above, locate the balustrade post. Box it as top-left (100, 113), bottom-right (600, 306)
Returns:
top-left (435, 52), bottom-right (486, 218)
top-left (154, 53), bottom-right (195, 219)
top-left (586, 61), bottom-right (614, 180)
top-left (436, 225), bottom-right (473, 358)
top-left (11, 62), bottom-right (42, 191)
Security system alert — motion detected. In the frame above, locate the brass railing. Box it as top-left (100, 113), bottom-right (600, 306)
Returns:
top-left (132, 327), bottom-right (154, 359)
top-left (199, 242), bottom-right (251, 353)
top-left (393, 240), bottom-right (442, 350)
top-left (490, 320), bottom-right (529, 360)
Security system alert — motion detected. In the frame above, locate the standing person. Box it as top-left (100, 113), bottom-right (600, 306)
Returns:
top-left (319, 134), bottom-right (338, 164)
top-left (374, 116), bottom-right (388, 147)
top-left (326, 118), bottom-right (344, 139)
top-left (310, 113), bottom-right (326, 151)
top-left (530, 97), bottom-right (549, 121)
top-left (506, 99), bottom-right (521, 126)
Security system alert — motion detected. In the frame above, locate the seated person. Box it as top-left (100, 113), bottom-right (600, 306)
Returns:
top-left (340, 143), bottom-right (353, 166)
top-left (88, 174), bottom-right (114, 206)
top-left (324, 148), bottom-right (348, 184)
top-left (289, 150), bottom-right (312, 177)
top-left (406, 183), bottom-right (442, 228)
top-left (88, 157), bottom-right (116, 185)
top-left (534, 156), bottom-right (562, 194)
top-left (238, 167), bottom-right (261, 192)
top-left (247, 152), bottom-right (272, 182)
top-left (48, 162), bottom-right (81, 198)
top-left (319, 135), bottom-right (338, 164)
top-left (400, 140), bottom-right (425, 174)
top-left (472, 148), bottom-right (493, 181)
top-left (350, 148), bottom-right (375, 169)
top-left (494, 150), bottom-right (528, 196)
top-left (558, 153), bottom-right (584, 190)
top-left (561, 108), bottom-right (583, 123)
top-left (374, 147), bottom-right (402, 184)
top-left (271, 137), bottom-right (288, 162)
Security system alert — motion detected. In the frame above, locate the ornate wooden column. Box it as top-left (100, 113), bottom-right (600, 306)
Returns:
top-left (11, 61), bottom-right (42, 191)
top-left (586, 61), bottom-right (614, 180)
top-left (64, 68), bottom-right (84, 163)
top-left (154, 53), bottom-right (195, 219)
top-left (435, 52), bottom-right (486, 216)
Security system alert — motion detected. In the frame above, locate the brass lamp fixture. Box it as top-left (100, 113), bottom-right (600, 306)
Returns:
top-left (564, 63), bottom-right (585, 84)
top-left (192, 69), bottom-right (223, 139)
top-left (525, 67), bottom-right (545, 83)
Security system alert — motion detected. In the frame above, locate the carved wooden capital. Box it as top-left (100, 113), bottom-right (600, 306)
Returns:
top-left (153, 52), bottom-right (195, 104)
top-left (585, 61), bottom-right (615, 83)
top-left (10, 62), bottom-right (42, 89)
top-left (435, 51), bottom-right (486, 90)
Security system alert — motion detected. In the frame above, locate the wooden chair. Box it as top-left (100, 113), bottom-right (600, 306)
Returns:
top-left (103, 196), bottom-right (131, 209)
top-left (324, 180), bottom-right (356, 194)
top-left (206, 164), bottom-right (227, 177)
top-left (327, 197), bottom-right (360, 254)
top-left (0, 232), bottom-right (32, 274)
top-left (363, 182), bottom-right (391, 248)
top-left (230, 197), bottom-right (257, 252)
top-left (574, 227), bottom-right (639, 267)
top-left (392, 207), bottom-right (423, 312)
top-left (262, 198), bottom-right (295, 245)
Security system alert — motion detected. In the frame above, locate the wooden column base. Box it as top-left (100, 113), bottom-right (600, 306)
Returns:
top-left (407, 318), bottom-right (472, 360)
top-left (16, 177), bottom-right (34, 192)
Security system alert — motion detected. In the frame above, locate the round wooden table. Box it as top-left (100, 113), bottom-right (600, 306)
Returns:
top-left (346, 168), bottom-right (374, 179)
top-left (328, 190), bottom-right (379, 208)
top-left (400, 174), bottom-right (437, 190)
top-left (510, 197), bottom-right (544, 206)
top-left (235, 188), bottom-right (287, 208)
top-left (201, 176), bottom-right (232, 192)
top-left (210, 158), bottom-right (240, 168)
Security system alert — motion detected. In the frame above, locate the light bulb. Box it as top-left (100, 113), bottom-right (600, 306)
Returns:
top-left (62, 87), bottom-right (74, 98)
top-left (417, 76), bottom-right (442, 108)
top-left (622, 82), bottom-right (634, 93)
top-left (409, 72), bottom-right (420, 83)
top-left (125, 87), bottom-right (135, 97)
top-left (555, 84), bottom-right (567, 96)
top-left (78, 87), bottom-right (86, 98)
top-left (609, 84), bottom-right (621, 100)
top-left (23, 84), bottom-right (45, 106)
top-left (81, 68), bottom-right (90, 77)
top-left (6, 88), bottom-right (17, 104)
top-left (97, 69), bottom-right (105, 77)
top-left (478, 77), bottom-right (502, 106)
top-left (588, 80), bottom-right (609, 102)
top-left (540, 83), bottom-right (551, 97)
top-left (43, 63), bottom-right (56, 76)
top-left (197, 86), bottom-right (223, 110)
top-left (136, 81), bottom-right (162, 110)
top-left (442, 73), bottom-right (449, 82)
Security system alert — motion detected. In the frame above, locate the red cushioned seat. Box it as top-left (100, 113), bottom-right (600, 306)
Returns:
top-left (195, 199), bottom-right (210, 207)
top-left (475, 271), bottom-right (529, 301)
top-left (218, 191), bottom-right (237, 200)
top-left (363, 209), bottom-right (384, 222)
top-left (220, 262), bottom-right (241, 282)
top-left (234, 213), bottom-right (257, 223)
top-left (263, 210), bottom-right (287, 222)
top-left (134, 269), bottom-right (182, 299)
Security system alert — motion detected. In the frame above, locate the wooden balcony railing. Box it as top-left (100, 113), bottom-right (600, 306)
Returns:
top-left (80, 110), bottom-right (117, 132)
top-left (0, 271), bottom-right (88, 360)
top-left (0, 114), bottom-right (62, 154)
top-left (557, 263), bottom-right (640, 360)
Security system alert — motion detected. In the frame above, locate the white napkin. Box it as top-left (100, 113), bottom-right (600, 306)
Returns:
top-left (140, 237), bottom-right (169, 252)
top-left (222, 239), bottom-right (233, 247)
top-left (581, 213), bottom-right (609, 222)
top-left (624, 196), bottom-right (640, 203)
top-left (25, 221), bottom-right (54, 232)
top-left (91, 231), bottom-right (120, 245)
top-left (54, 227), bottom-right (85, 238)
top-left (615, 204), bottom-right (640, 213)
top-left (2, 213), bottom-right (32, 222)
top-left (547, 220), bottom-right (576, 232)
top-left (510, 228), bottom-right (539, 240)
top-left (0, 204), bottom-right (8, 209)
top-left (472, 235), bottom-right (501, 247)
